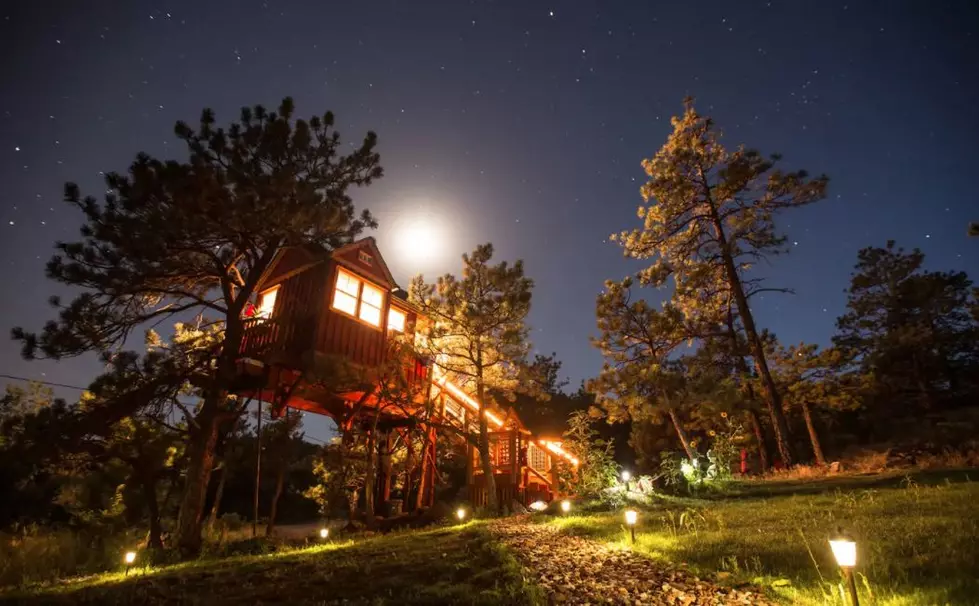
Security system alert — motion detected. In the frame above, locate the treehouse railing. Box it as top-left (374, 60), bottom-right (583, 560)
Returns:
top-left (238, 314), bottom-right (316, 365)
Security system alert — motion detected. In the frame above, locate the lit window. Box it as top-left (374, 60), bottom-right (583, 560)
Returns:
top-left (388, 307), bottom-right (407, 333)
top-left (332, 270), bottom-right (361, 317)
top-left (257, 287), bottom-right (279, 318)
top-left (358, 250), bottom-right (373, 266)
top-left (359, 282), bottom-right (384, 327)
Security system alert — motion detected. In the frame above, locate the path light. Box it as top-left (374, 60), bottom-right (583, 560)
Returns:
top-left (560, 499), bottom-right (571, 514)
top-left (624, 509), bottom-right (638, 544)
top-left (621, 470), bottom-right (631, 482)
top-left (123, 551), bottom-right (136, 576)
top-left (456, 507), bottom-right (467, 521)
top-left (829, 529), bottom-right (859, 606)
top-left (319, 527), bottom-right (329, 540)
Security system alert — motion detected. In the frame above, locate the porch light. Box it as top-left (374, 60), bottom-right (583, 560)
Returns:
top-left (456, 507), bottom-right (467, 521)
top-left (829, 530), bottom-right (859, 605)
top-left (319, 527), bottom-right (329, 540)
top-left (624, 509), bottom-right (638, 543)
top-left (560, 500), bottom-right (571, 513)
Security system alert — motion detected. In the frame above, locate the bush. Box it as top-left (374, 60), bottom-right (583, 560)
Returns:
top-left (0, 524), bottom-right (143, 587)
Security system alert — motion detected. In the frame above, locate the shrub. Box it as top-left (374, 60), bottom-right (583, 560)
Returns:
top-left (0, 524), bottom-right (143, 587)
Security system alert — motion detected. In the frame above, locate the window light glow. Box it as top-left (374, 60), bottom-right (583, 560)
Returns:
top-left (257, 286), bottom-right (279, 318)
top-left (388, 307), bottom-right (407, 333)
top-left (359, 282), bottom-right (384, 327)
top-left (332, 269), bottom-right (361, 317)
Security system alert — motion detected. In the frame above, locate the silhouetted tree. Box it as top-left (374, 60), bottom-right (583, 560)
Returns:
top-left (13, 97), bottom-right (382, 557)
top-left (834, 242), bottom-right (979, 421)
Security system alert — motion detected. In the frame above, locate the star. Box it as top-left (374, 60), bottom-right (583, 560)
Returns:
top-left (13, 146), bottom-right (19, 151)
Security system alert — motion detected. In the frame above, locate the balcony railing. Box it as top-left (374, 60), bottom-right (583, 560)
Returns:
top-left (238, 314), bottom-right (315, 364)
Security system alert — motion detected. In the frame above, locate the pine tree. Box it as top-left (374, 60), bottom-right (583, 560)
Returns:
top-left (409, 244), bottom-right (533, 515)
top-left (613, 99), bottom-right (828, 466)
top-left (768, 342), bottom-right (859, 466)
top-left (590, 279), bottom-right (702, 460)
top-left (12, 98), bottom-right (382, 557)
top-left (834, 241), bottom-right (979, 416)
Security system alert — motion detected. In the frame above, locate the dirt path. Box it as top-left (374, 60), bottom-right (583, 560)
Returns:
top-left (488, 517), bottom-right (776, 606)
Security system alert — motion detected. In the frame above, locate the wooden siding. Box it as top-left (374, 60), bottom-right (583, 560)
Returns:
top-left (240, 262), bottom-right (325, 364)
top-left (260, 247), bottom-right (322, 290)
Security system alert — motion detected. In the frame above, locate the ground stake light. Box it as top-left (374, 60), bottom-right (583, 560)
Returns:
top-left (456, 507), bottom-right (467, 522)
top-left (624, 509), bottom-right (638, 544)
top-left (124, 551), bottom-right (136, 576)
top-left (560, 500), bottom-right (571, 514)
top-left (319, 527), bottom-right (329, 540)
top-left (829, 530), bottom-right (859, 606)
top-left (621, 470), bottom-right (631, 482)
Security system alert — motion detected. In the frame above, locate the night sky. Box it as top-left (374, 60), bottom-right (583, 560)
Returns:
top-left (2, 1), bottom-right (978, 440)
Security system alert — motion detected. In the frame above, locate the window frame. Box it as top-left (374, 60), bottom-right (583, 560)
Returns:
top-left (330, 267), bottom-right (386, 330)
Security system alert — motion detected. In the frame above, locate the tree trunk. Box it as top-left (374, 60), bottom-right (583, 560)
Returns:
top-left (252, 400), bottom-right (263, 538)
top-left (175, 396), bottom-right (222, 558)
top-left (207, 464), bottom-right (228, 529)
top-left (708, 208), bottom-right (796, 467)
top-left (141, 475), bottom-right (164, 552)
top-left (746, 409), bottom-right (770, 473)
top-left (668, 409), bottom-right (696, 461)
top-left (402, 428), bottom-right (414, 509)
top-left (801, 402), bottom-right (826, 466)
top-left (265, 465), bottom-right (286, 536)
top-left (724, 316), bottom-right (771, 474)
top-left (476, 376), bottom-right (499, 515)
top-left (364, 426), bottom-right (377, 521)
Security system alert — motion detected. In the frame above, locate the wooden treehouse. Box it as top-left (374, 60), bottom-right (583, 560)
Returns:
top-left (232, 237), bottom-right (578, 515)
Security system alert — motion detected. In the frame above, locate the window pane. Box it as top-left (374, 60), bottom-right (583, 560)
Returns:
top-left (359, 302), bottom-right (381, 327)
top-left (333, 290), bottom-right (357, 316)
top-left (336, 270), bottom-right (361, 297)
top-left (258, 287), bottom-right (278, 318)
top-left (359, 283), bottom-right (384, 327)
top-left (361, 283), bottom-right (383, 307)
top-left (388, 308), bottom-right (406, 332)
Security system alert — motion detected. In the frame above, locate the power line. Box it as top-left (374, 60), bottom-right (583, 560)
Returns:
top-left (0, 374), bottom-right (88, 392)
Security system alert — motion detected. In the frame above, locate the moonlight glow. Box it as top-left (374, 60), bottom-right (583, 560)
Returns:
top-left (394, 213), bottom-right (446, 263)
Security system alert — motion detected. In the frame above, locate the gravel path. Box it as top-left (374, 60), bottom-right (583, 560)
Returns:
top-left (488, 517), bottom-right (776, 606)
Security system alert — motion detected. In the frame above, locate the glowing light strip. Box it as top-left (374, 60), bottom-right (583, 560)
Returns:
top-left (437, 378), bottom-right (504, 428)
top-left (539, 440), bottom-right (580, 467)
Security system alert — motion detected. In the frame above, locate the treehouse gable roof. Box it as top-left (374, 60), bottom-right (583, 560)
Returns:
top-left (258, 237), bottom-right (397, 293)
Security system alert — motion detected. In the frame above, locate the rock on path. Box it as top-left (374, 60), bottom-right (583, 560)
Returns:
top-left (488, 517), bottom-right (776, 606)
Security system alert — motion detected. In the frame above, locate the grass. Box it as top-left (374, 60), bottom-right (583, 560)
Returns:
top-left (1, 523), bottom-right (542, 605)
top-left (540, 470), bottom-right (979, 605)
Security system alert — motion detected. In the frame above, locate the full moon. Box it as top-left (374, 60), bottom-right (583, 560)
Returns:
top-left (394, 213), bottom-right (446, 263)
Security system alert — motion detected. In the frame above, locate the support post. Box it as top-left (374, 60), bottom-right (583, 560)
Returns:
top-left (252, 399), bottom-right (262, 538)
